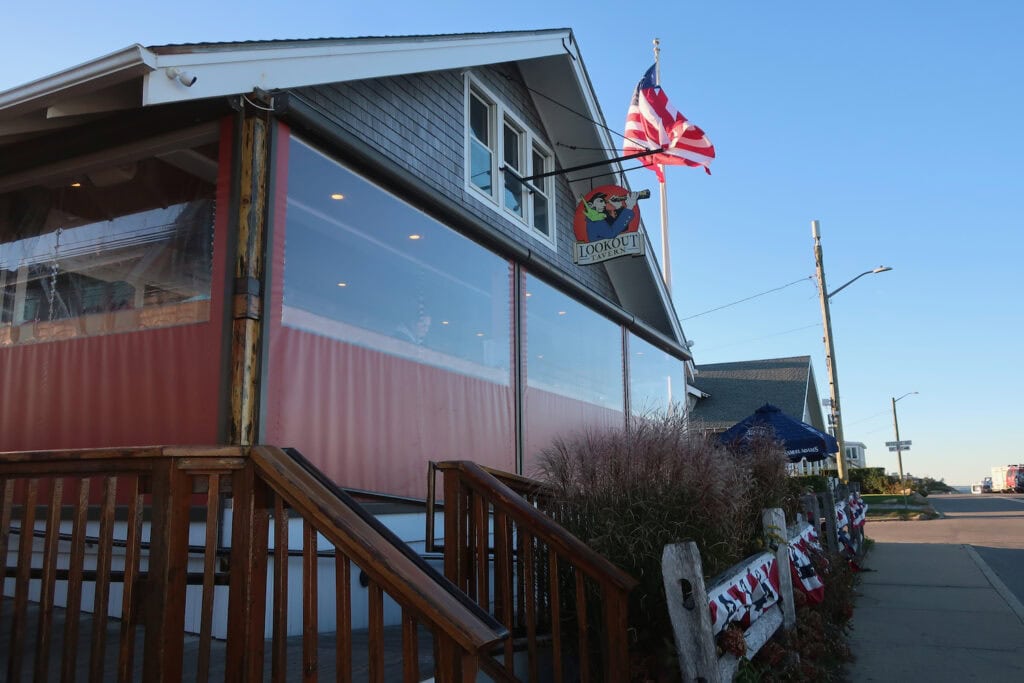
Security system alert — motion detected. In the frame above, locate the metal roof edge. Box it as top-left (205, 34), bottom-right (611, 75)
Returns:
top-left (0, 45), bottom-right (156, 116)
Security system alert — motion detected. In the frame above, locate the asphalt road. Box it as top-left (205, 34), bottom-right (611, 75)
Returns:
top-left (868, 492), bottom-right (1024, 605)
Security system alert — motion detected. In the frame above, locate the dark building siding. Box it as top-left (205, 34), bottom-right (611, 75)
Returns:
top-left (293, 62), bottom-right (618, 303)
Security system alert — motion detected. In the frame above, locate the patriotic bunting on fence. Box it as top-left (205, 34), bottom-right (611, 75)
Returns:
top-left (789, 522), bottom-right (826, 604)
top-left (707, 553), bottom-right (780, 636)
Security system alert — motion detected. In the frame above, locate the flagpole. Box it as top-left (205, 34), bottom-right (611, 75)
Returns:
top-left (653, 37), bottom-right (672, 294)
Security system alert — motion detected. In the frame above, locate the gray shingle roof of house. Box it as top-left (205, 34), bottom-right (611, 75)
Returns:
top-left (690, 356), bottom-right (826, 432)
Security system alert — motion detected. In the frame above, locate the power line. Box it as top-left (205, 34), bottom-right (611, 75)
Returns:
top-left (682, 276), bottom-right (815, 320)
top-left (699, 323), bottom-right (821, 354)
top-left (845, 409), bottom-right (891, 426)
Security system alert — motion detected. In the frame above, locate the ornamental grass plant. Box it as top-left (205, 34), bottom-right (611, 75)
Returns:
top-left (535, 412), bottom-right (799, 679)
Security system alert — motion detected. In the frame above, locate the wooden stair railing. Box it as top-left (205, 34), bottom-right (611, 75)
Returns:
top-left (0, 446), bottom-right (510, 682)
top-left (430, 460), bottom-right (638, 683)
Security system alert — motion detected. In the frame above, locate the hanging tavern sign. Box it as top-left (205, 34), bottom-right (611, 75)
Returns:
top-left (572, 186), bottom-right (650, 265)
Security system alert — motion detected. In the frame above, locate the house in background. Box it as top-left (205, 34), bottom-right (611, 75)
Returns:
top-left (689, 355), bottom-right (839, 470)
top-left (844, 441), bottom-right (868, 469)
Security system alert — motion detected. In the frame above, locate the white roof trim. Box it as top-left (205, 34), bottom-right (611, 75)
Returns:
top-left (687, 384), bottom-right (710, 398)
top-left (0, 31), bottom-right (573, 117)
top-left (143, 32), bottom-right (571, 106)
top-left (0, 45), bottom-right (156, 117)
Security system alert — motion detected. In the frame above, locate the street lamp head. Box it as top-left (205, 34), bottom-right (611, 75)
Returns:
top-left (894, 391), bottom-right (919, 402)
top-left (826, 265), bottom-right (893, 299)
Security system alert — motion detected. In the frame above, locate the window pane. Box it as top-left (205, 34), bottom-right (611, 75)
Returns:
top-left (503, 124), bottom-right (521, 171)
top-left (531, 149), bottom-right (545, 178)
top-left (504, 171), bottom-right (524, 217)
top-left (469, 93), bottom-right (490, 146)
top-left (0, 142), bottom-right (217, 345)
top-left (470, 139), bottom-right (492, 194)
top-left (629, 333), bottom-right (686, 416)
top-left (532, 194), bottom-right (549, 235)
top-left (522, 273), bottom-right (624, 474)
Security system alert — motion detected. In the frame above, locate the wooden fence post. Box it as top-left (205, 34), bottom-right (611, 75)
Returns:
top-left (762, 508), bottom-right (796, 630)
top-left (800, 493), bottom-right (821, 529)
top-left (662, 542), bottom-right (718, 683)
top-left (821, 489), bottom-right (838, 554)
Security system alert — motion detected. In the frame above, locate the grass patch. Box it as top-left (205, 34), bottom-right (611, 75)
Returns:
top-left (861, 494), bottom-right (908, 505)
top-left (866, 507), bottom-right (939, 521)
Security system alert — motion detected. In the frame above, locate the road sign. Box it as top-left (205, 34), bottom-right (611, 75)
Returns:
top-left (885, 440), bottom-right (912, 447)
top-left (888, 445), bottom-right (911, 452)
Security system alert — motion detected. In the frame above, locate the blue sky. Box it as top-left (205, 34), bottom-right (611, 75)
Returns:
top-left (3, 1), bottom-right (1021, 485)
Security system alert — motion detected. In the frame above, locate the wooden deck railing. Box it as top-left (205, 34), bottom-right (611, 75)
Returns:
top-left (0, 446), bottom-right (509, 682)
top-left (430, 460), bottom-right (638, 683)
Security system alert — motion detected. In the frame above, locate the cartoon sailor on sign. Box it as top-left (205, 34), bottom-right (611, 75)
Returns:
top-left (572, 185), bottom-right (650, 265)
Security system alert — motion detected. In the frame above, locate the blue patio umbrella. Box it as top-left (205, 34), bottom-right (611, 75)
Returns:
top-left (718, 403), bottom-right (839, 462)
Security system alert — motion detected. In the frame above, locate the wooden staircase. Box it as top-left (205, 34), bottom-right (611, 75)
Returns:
top-left (0, 447), bottom-right (635, 682)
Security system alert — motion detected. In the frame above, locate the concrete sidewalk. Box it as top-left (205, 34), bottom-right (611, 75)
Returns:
top-left (848, 542), bottom-right (1024, 681)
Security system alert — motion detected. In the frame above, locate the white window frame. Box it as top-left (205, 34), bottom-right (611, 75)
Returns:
top-left (464, 74), bottom-right (556, 249)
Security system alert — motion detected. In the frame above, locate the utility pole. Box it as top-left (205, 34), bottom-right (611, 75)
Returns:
top-left (892, 395), bottom-right (905, 485)
top-left (812, 220), bottom-right (847, 482)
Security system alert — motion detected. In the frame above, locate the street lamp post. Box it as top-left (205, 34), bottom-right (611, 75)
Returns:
top-left (891, 391), bottom-right (918, 487)
top-left (812, 220), bottom-right (892, 482)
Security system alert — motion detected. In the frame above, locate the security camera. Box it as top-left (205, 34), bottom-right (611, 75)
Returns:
top-left (166, 67), bottom-right (197, 88)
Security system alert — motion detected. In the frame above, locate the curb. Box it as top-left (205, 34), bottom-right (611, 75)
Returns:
top-left (964, 544), bottom-right (1024, 626)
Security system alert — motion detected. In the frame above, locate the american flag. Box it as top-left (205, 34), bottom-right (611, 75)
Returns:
top-left (623, 64), bottom-right (715, 180)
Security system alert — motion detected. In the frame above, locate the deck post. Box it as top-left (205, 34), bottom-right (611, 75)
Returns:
top-left (142, 461), bottom-right (192, 682)
top-left (228, 109), bottom-right (272, 446)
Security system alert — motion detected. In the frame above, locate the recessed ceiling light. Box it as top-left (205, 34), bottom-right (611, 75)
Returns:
top-left (476, 332), bottom-right (484, 337)
top-left (636, 351), bottom-right (645, 356)
top-left (330, 193), bottom-right (345, 200)
top-left (409, 234), bottom-right (422, 240)
top-left (557, 311), bottom-right (566, 316)
top-left (337, 282), bottom-right (347, 287)
top-left (70, 182), bottom-right (81, 188)
top-left (525, 292), bottom-right (532, 297)
top-left (441, 320), bottom-right (449, 325)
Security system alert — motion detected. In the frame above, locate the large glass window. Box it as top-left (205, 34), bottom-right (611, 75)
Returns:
top-left (628, 333), bottom-right (686, 417)
top-left (0, 133), bottom-right (218, 345)
top-left (281, 139), bottom-right (512, 379)
top-left (522, 273), bottom-right (625, 472)
top-left (267, 136), bottom-right (517, 496)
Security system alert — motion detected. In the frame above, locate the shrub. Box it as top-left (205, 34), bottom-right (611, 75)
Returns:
top-left (535, 412), bottom-right (793, 678)
top-left (848, 467), bottom-right (889, 494)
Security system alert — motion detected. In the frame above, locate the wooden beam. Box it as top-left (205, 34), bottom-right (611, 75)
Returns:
top-left (228, 114), bottom-right (270, 445)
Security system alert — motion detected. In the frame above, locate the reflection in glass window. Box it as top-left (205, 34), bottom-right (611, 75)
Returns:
top-left (629, 333), bottom-right (686, 417)
top-left (0, 138), bottom-right (218, 345)
top-left (531, 147), bottom-right (550, 236)
top-left (522, 274), bottom-right (624, 471)
top-left (503, 122), bottom-right (524, 218)
top-left (283, 138), bottom-right (513, 381)
top-left (468, 91), bottom-right (494, 194)
top-left (523, 275), bottom-right (623, 408)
